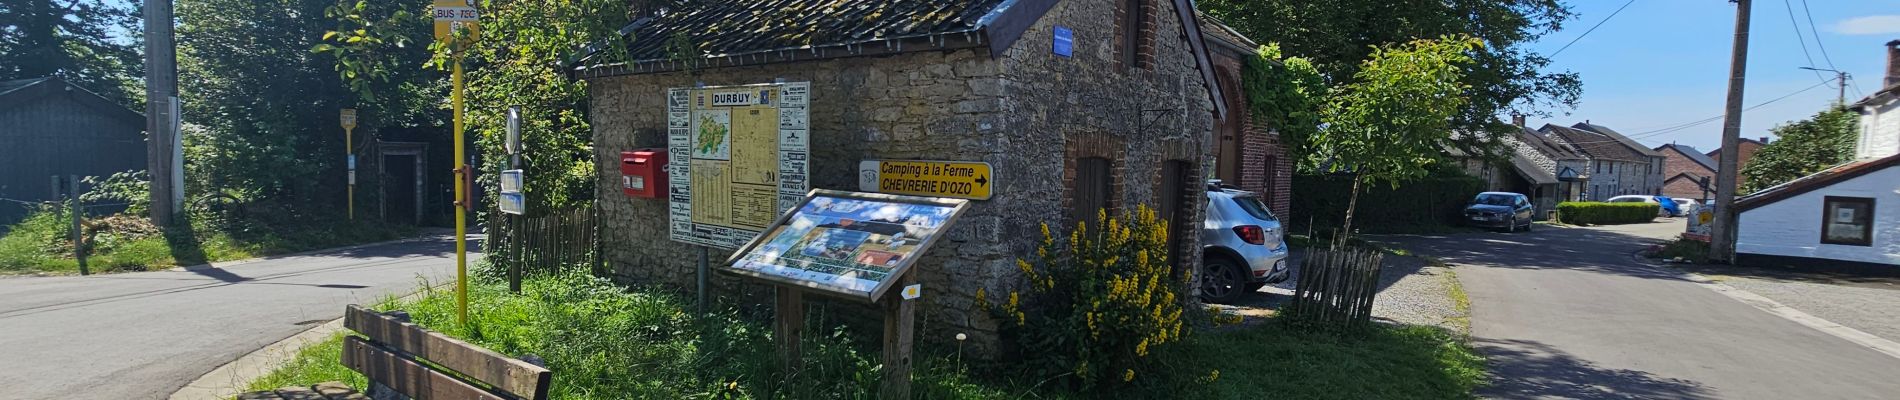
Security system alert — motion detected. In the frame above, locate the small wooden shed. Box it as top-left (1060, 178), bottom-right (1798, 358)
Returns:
top-left (0, 76), bottom-right (148, 224)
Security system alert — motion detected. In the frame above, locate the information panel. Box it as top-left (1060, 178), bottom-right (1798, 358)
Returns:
top-left (668, 82), bottom-right (810, 248)
top-left (723, 190), bottom-right (969, 302)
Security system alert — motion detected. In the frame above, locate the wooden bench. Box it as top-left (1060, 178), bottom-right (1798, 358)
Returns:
top-left (241, 305), bottom-right (552, 400)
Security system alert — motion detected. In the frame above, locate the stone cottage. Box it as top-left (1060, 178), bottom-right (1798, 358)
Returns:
top-left (1541, 123), bottom-right (1663, 200)
top-left (576, 0), bottom-right (1226, 356)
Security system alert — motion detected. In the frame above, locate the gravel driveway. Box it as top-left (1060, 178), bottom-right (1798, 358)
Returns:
top-left (1220, 247), bottom-right (1467, 332)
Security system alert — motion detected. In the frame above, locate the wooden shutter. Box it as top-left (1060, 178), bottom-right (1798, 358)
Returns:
top-left (1073, 157), bottom-right (1113, 227)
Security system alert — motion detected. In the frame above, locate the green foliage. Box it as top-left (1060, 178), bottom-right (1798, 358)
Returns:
top-left (1314, 36), bottom-right (1480, 186)
top-left (0, 207), bottom-right (66, 272)
top-left (251, 272), bottom-right (1023, 399)
top-left (0, 203), bottom-right (413, 274)
top-left (979, 207), bottom-right (1192, 391)
top-left (313, 0), bottom-right (428, 102)
top-left (1741, 107), bottom-right (1860, 194)
top-left (0, 0), bottom-right (144, 107)
top-left (1554, 202), bottom-right (1657, 225)
top-left (1243, 44), bottom-right (1326, 165)
top-left (80, 170), bottom-right (151, 215)
top-left (1290, 172), bottom-right (1485, 233)
top-left (1648, 239), bottom-right (1709, 262)
top-left (1199, 0), bottom-right (1580, 145)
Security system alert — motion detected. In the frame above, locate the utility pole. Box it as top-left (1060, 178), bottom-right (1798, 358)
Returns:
top-left (1799, 67), bottom-right (1850, 105)
top-left (142, 0), bottom-right (183, 227)
top-left (1710, 0), bottom-right (1752, 263)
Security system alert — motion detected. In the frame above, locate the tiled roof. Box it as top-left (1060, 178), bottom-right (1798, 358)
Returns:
top-left (1572, 123), bottom-right (1664, 158)
top-left (1517, 126), bottom-right (1585, 160)
top-left (614, 0), bottom-right (1012, 63)
top-left (1656, 143), bottom-right (1717, 172)
top-left (1541, 124), bottom-right (1648, 162)
top-left (1737, 154), bottom-right (1900, 211)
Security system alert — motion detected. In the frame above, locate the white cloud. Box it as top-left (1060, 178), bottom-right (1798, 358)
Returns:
top-left (1833, 15), bottom-right (1900, 35)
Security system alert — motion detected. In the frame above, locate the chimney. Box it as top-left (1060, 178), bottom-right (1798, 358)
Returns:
top-left (1888, 39), bottom-right (1900, 89)
top-left (1759, 136), bottom-right (1770, 144)
top-left (1512, 114), bottom-right (1526, 127)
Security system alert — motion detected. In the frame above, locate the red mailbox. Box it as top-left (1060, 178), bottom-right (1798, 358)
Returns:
top-left (621, 149), bottom-right (667, 198)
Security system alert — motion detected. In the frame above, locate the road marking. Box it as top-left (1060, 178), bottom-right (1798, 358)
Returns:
top-left (1630, 251), bottom-right (1900, 361)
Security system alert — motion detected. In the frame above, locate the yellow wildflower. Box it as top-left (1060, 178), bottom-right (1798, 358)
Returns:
top-left (1122, 369), bottom-right (1135, 382)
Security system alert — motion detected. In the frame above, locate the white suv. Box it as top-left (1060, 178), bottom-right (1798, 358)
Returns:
top-left (1200, 183), bottom-right (1290, 304)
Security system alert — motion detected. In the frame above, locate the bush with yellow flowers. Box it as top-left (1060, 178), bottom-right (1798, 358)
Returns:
top-left (975, 206), bottom-right (1190, 391)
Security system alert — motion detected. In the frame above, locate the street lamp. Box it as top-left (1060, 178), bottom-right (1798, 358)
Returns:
top-left (1799, 67), bottom-right (1851, 105)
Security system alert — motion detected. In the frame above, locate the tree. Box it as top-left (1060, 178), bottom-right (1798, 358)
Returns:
top-left (1243, 43), bottom-right (1325, 163)
top-left (1313, 36), bottom-right (1480, 237)
top-left (1201, 0), bottom-right (1580, 158)
top-left (177, 0), bottom-right (441, 217)
top-left (1740, 107), bottom-right (1859, 193)
top-left (0, 0), bottom-right (143, 106)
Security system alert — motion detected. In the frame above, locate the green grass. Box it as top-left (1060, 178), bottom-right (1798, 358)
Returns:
top-left (1164, 322), bottom-right (1486, 399)
top-left (0, 210), bottom-right (414, 275)
top-left (1647, 239), bottom-right (1709, 262)
top-left (248, 272), bottom-right (1487, 399)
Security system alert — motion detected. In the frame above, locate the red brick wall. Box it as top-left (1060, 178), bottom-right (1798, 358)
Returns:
top-left (1208, 47), bottom-right (1293, 217)
top-left (1708, 140), bottom-right (1765, 187)
top-left (1658, 147), bottom-right (1713, 198)
top-left (1661, 175), bottom-right (1706, 199)
top-left (1113, 0), bottom-right (1158, 72)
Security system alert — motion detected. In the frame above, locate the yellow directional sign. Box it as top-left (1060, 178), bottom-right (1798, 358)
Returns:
top-left (339, 108), bottom-right (356, 130)
top-left (432, 0), bottom-right (480, 43)
top-left (858, 160), bottom-right (994, 200)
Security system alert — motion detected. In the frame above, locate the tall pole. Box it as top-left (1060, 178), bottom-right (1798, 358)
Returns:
top-left (1710, 0), bottom-right (1752, 263)
top-left (142, 0), bottom-right (181, 226)
top-left (453, 61), bottom-right (469, 325)
top-left (1835, 71), bottom-right (1847, 105)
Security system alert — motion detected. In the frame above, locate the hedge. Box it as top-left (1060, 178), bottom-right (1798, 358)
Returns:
top-left (1554, 202), bottom-right (1658, 225)
top-left (1289, 173), bottom-right (1486, 234)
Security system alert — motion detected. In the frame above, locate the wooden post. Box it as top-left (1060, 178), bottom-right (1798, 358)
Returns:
top-left (68, 176), bottom-right (87, 276)
top-left (880, 275), bottom-right (916, 399)
top-left (775, 286), bottom-right (804, 374)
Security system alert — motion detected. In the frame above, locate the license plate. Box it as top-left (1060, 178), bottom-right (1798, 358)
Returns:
top-left (1470, 216), bottom-right (1485, 221)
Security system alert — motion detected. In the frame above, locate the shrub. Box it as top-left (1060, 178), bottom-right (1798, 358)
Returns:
top-left (1554, 202), bottom-right (1658, 225)
top-left (978, 206), bottom-right (1191, 391)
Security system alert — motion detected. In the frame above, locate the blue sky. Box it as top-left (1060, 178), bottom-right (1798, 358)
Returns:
top-left (1526, 0), bottom-right (1900, 151)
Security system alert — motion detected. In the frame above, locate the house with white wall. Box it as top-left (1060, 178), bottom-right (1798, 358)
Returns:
top-left (1733, 40), bottom-right (1900, 272)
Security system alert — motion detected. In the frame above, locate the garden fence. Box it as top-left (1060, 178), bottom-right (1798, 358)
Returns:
top-left (1288, 248), bottom-right (1384, 331)
top-left (487, 204), bottom-right (601, 292)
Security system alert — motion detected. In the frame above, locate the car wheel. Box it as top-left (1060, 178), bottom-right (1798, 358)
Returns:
top-left (1505, 217), bottom-right (1517, 233)
top-left (1200, 257), bottom-right (1247, 304)
top-left (1524, 219), bottom-right (1534, 231)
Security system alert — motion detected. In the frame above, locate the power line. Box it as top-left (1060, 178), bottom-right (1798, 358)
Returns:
top-left (1780, 0), bottom-right (1825, 81)
top-left (1548, 0), bottom-right (1638, 58)
top-left (1798, 0), bottom-right (1838, 70)
top-left (1555, 79), bottom-right (1834, 146)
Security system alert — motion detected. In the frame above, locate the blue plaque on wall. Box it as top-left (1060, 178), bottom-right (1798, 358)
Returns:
top-left (1053, 26), bottom-right (1074, 57)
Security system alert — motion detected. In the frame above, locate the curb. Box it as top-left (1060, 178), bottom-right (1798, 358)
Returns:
top-left (1628, 250), bottom-right (1900, 362)
top-left (168, 283), bottom-right (453, 400)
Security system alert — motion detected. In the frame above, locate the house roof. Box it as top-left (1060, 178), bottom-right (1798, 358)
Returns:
top-left (1509, 151), bottom-right (1559, 185)
top-left (1572, 123), bottom-right (1664, 158)
top-left (1517, 126), bottom-right (1585, 160)
top-left (1656, 143), bottom-right (1717, 172)
top-left (1197, 12), bottom-right (1258, 54)
top-left (0, 76), bottom-right (143, 125)
top-left (1704, 138), bottom-right (1768, 157)
top-left (573, 0), bottom-right (1228, 119)
top-left (1540, 124), bottom-right (1648, 162)
top-left (1736, 153), bottom-right (1900, 212)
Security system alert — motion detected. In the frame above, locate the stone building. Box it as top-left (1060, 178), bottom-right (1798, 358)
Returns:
top-left (1200, 14), bottom-right (1292, 217)
top-left (576, 0), bottom-right (1225, 356)
top-left (1541, 123), bottom-right (1663, 200)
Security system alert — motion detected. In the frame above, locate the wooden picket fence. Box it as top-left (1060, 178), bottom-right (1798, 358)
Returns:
top-left (487, 204), bottom-right (601, 292)
top-left (1288, 248), bottom-right (1385, 331)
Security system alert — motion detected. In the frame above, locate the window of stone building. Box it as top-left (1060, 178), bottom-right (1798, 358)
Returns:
top-left (1821, 196), bottom-right (1875, 246)
top-left (1118, 0), bottom-right (1149, 71)
top-left (1073, 157), bottom-right (1115, 227)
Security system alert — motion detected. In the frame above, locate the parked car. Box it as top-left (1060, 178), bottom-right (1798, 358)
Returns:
top-left (1464, 192), bottom-right (1534, 232)
top-left (1200, 183), bottom-right (1290, 304)
top-left (1668, 197), bottom-right (1700, 216)
top-left (1606, 195), bottom-right (1677, 217)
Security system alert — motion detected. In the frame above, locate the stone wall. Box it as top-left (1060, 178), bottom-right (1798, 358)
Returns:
top-left (586, 0), bottom-right (1215, 359)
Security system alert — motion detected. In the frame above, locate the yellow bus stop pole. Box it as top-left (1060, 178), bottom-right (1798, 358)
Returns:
top-left (452, 60), bottom-right (468, 326)
top-left (345, 126), bottom-right (353, 220)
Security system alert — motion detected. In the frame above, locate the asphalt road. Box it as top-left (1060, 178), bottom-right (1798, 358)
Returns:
top-left (1376, 221), bottom-right (1900, 399)
top-left (0, 236), bottom-right (461, 400)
